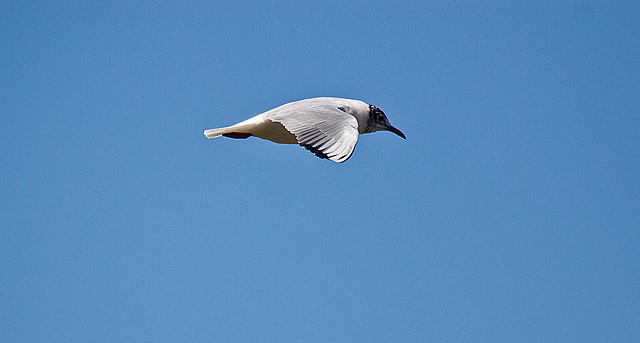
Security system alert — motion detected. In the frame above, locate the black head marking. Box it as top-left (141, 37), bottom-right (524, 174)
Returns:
top-left (368, 104), bottom-right (384, 117)
top-left (367, 104), bottom-right (386, 131)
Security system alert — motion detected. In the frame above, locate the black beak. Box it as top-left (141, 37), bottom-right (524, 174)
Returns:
top-left (387, 125), bottom-right (406, 139)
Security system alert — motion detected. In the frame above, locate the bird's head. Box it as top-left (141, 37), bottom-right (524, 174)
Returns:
top-left (366, 105), bottom-right (406, 139)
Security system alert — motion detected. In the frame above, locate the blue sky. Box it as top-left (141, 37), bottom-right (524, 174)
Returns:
top-left (2, 1), bottom-right (639, 341)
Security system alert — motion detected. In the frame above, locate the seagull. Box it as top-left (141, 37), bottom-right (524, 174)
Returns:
top-left (203, 97), bottom-right (405, 163)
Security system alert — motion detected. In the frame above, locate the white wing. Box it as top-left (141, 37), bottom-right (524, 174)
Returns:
top-left (263, 99), bottom-right (359, 163)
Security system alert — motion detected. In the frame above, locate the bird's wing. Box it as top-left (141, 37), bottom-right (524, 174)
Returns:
top-left (263, 101), bottom-right (359, 163)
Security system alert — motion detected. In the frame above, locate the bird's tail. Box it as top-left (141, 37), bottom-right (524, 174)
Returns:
top-left (204, 126), bottom-right (252, 139)
top-left (203, 127), bottom-right (228, 139)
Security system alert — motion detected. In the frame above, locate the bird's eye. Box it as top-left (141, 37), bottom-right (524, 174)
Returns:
top-left (377, 115), bottom-right (385, 122)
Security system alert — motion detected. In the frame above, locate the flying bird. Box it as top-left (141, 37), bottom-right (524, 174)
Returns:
top-left (203, 97), bottom-right (405, 163)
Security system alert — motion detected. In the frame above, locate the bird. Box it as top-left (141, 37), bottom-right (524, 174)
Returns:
top-left (203, 97), bottom-right (405, 163)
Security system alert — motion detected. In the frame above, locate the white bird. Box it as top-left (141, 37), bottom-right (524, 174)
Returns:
top-left (203, 97), bottom-right (405, 163)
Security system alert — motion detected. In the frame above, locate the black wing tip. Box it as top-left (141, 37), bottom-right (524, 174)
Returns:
top-left (300, 143), bottom-right (353, 163)
top-left (301, 144), bottom-right (330, 159)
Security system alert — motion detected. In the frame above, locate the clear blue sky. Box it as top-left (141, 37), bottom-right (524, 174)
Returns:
top-left (2, 1), bottom-right (639, 341)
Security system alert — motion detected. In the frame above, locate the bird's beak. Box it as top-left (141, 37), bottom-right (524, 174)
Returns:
top-left (387, 125), bottom-right (406, 139)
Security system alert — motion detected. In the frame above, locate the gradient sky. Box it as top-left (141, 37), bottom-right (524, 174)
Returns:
top-left (2, 1), bottom-right (639, 341)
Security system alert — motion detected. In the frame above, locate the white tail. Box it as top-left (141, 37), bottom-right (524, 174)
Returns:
top-left (203, 127), bottom-right (228, 139)
top-left (204, 115), bottom-right (264, 139)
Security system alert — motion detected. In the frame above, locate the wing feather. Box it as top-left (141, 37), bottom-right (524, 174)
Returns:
top-left (262, 99), bottom-right (359, 163)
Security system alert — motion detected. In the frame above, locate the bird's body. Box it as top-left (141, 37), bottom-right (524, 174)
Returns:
top-left (204, 97), bottom-right (405, 163)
